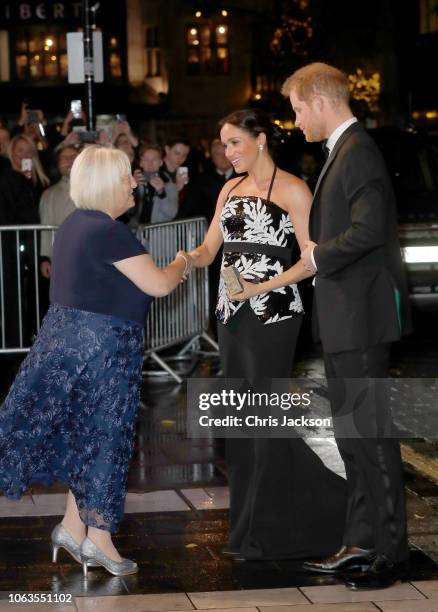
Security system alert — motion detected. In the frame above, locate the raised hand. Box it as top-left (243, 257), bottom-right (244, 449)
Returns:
top-left (149, 175), bottom-right (165, 194)
top-left (133, 168), bottom-right (146, 186)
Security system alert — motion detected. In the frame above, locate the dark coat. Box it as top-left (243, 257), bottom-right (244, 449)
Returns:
top-left (0, 167), bottom-right (39, 225)
top-left (311, 122), bottom-right (411, 354)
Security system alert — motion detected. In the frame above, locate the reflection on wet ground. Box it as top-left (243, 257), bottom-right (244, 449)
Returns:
top-left (1, 319), bottom-right (438, 603)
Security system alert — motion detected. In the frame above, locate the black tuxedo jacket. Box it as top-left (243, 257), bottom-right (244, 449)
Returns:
top-left (311, 122), bottom-right (411, 353)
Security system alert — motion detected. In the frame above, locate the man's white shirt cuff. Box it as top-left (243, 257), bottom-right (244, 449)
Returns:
top-left (311, 247), bottom-right (317, 286)
top-left (310, 246), bottom-right (317, 270)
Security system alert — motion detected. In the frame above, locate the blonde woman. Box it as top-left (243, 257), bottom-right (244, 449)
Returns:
top-left (0, 146), bottom-right (193, 576)
top-left (7, 133), bottom-right (50, 190)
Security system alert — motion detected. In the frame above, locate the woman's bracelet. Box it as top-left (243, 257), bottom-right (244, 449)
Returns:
top-left (176, 252), bottom-right (189, 276)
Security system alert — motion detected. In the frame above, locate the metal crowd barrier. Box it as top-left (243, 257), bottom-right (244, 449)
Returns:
top-left (0, 225), bottom-right (57, 354)
top-left (0, 220), bottom-right (218, 383)
top-left (138, 217), bottom-right (218, 383)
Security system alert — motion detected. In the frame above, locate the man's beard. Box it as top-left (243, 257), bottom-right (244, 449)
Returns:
top-left (304, 125), bottom-right (325, 143)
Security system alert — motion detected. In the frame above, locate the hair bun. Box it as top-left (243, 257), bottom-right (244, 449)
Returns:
top-left (218, 108), bottom-right (283, 152)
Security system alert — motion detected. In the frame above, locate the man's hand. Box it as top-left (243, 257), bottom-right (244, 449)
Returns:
top-left (149, 176), bottom-right (165, 194)
top-left (133, 169), bottom-right (145, 186)
top-left (175, 172), bottom-right (188, 192)
top-left (301, 240), bottom-right (317, 272)
top-left (228, 277), bottom-right (259, 301)
top-left (40, 260), bottom-right (51, 279)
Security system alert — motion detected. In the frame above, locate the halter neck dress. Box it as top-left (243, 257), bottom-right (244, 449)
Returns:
top-left (216, 168), bottom-right (347, 559)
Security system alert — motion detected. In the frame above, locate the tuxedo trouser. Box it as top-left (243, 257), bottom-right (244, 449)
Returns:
top-left (324, 344), bottom-right (409, 563)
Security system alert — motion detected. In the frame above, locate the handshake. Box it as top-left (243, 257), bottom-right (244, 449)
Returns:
top-left (175, 250), bottom-right (199, 281)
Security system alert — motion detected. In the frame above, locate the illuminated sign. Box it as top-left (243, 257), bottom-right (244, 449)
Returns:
top-left (1, 2), bottom-right (83, 23)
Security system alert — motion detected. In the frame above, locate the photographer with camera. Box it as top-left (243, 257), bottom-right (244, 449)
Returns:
top-left (129, 143), bottom-right (178, 228)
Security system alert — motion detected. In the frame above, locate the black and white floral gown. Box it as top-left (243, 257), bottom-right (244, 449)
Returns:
top-left (216, 171), bottom-right (347, 561)
top-left (216, 191), bottom-right (303, 325)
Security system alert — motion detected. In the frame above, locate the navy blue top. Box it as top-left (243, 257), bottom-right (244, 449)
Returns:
top-left (50, 209), bottom-right (153, 324)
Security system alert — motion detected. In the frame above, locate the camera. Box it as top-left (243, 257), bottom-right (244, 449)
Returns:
top-left (143, 171), bottom-right (159, 182)
top-left (79, 130), bottom-right (99, 143)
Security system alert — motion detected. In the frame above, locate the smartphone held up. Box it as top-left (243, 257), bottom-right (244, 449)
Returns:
top-left (177, 166), bottom-right (189, 184)
top-left (21, 158), bottom-right (33, 177)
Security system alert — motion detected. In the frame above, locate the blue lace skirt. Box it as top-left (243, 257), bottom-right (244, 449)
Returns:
top-left (0, 303), bottom-right (145, 532)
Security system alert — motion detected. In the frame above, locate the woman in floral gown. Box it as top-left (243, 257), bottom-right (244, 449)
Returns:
top-left (0, 146), bottom-right (193, 576)
top-left (190, 109), bottom-right (346, 561)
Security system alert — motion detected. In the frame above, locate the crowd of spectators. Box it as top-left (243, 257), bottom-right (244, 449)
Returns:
top-left (0, 102), bottom-right (241, 269)
top-left (0, 103), bottom-right (323, 386)
top-left (0, 102), bottom-right (243, 373)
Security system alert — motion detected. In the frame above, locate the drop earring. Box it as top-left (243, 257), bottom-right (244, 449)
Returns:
top-left (258, 144), bottom-right (264, 153)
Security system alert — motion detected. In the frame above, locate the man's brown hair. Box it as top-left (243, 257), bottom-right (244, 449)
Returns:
top-left (281, 62), bottom-right (350, 106)
top-left (138, 142), bottom-right (163, 158)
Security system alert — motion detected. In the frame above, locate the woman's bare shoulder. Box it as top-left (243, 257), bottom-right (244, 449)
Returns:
top-left (275, 169), bottom-right (311, 200)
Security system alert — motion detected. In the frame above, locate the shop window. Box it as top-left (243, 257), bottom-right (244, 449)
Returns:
top-left (11, 27), bottom-right (122, 82)
top-left (13, 29), bottom-right (68, 80)
top-left (420, 0), bottom-right (438, 33)
top-left (107, 33), bottom-right (122, 79)
top-left (145, 26), bottom-right (161, 77)
top-left (186, 22), bottom-right (230, 75)
top-left (109, 52), bottom-right (122, 78)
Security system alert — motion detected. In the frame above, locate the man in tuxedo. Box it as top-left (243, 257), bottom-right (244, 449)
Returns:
top-left (282, 63), bottom-right (411, 590)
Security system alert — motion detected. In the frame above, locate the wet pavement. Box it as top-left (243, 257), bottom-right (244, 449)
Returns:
top-left (1, 311), bottom-right (438, 609)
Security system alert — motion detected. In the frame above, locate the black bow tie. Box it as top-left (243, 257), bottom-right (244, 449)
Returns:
top-left (322, 140), bottom-right (330, 159)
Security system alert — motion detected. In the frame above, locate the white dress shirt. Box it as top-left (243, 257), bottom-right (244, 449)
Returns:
top-left (310, 117), bottom-right (358, 270)
top-left (217, 168), bottom-right (234, 180)
top-left (325, 116), bottom-right (358, 155)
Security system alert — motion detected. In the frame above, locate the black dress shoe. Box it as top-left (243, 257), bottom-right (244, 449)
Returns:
top-left (221, 548), bottom-right (246, 561)
top-left (343, 555), bottom-right (410, 590)
top-left (222, 547), bottom-right (241, 557)
top-left (303, 545), bottom-right (375, 574)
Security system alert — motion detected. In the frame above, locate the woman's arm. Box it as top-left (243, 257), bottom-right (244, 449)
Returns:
top-left (113, 251), bottom-right (192, 297)
top-left (189, 177), bottom-right (241, 267)
top-left (232, 260), bottom-right (314, 301)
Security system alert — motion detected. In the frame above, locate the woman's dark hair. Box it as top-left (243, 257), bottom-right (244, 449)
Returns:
top-left (218, 109), bottom-right (283, 151)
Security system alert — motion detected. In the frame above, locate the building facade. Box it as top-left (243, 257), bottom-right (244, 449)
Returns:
top-left (0, 0), bottom-right (129, 117)
top-left (0, 1), bottom-right (435, 137)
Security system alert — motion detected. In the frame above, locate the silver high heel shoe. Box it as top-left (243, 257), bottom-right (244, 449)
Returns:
top-left (80, 537), bottom-right (138, 577)
top-left (51, 523), bottom-right (98, 566)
